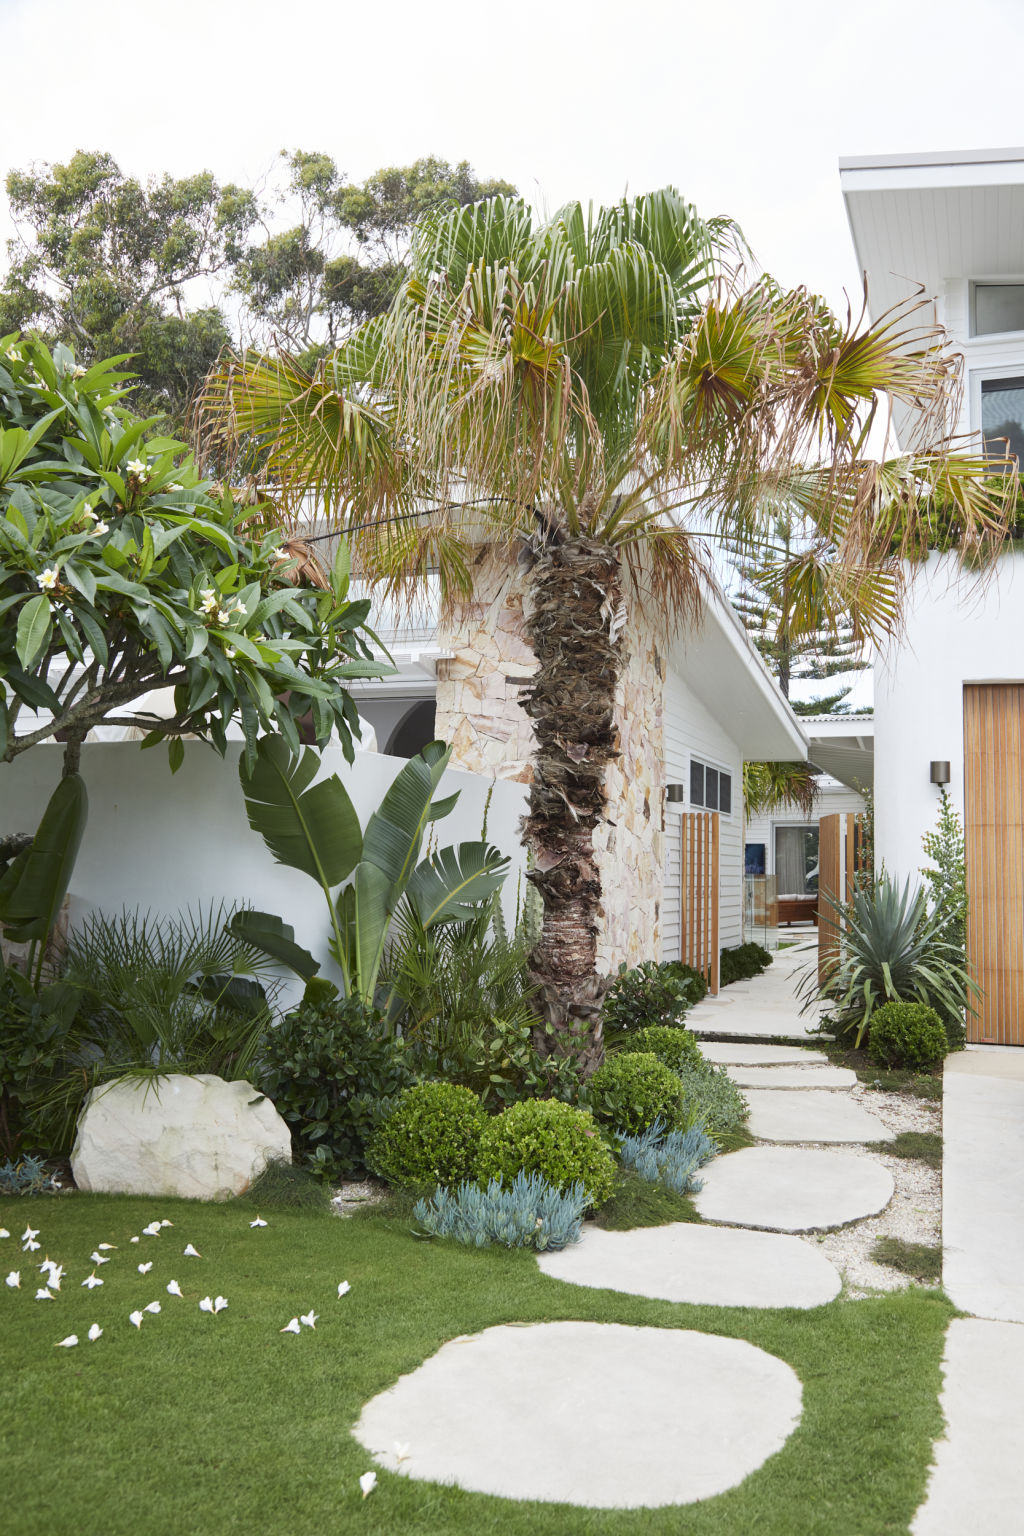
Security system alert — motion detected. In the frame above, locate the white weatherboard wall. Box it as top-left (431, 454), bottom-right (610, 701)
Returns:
top-left (1, 741), bottom-right (528, 996)
top-left (874, 552), bottom-right (1024, 883)
top-left (745, 780), bottom-right (867, 886)
top-left (661, 665), bottom-right (744, 962)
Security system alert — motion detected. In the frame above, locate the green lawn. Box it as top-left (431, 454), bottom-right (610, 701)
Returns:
top-left (2, 1194), bottom-right (951, 1536)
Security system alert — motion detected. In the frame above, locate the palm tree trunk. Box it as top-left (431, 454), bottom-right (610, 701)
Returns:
top-left (520, 519), bottom-right (623, 1074)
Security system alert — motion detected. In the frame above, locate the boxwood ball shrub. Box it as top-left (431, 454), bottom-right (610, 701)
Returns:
top-left (367, 1082), bottom-right (487, 1189)
top-left (868, 1001), bottom-right (949, 1071)
top-left (476, 1099), bottom-right (616, 1208)
top-left (587, 1052), bottom-right (687, 1137)
top-left (619, 1024), bottom-right (703, 1073)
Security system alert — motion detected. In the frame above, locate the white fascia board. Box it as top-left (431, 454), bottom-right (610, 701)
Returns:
top-left (669, 586), bottom-right (808, 761)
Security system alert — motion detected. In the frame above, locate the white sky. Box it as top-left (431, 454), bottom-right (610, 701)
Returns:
top-left (4, 0), bottom-right (1022, 714)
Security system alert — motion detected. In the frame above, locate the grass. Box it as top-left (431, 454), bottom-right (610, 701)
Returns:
top-left (2, 1192), bottom-right (952, 1536)
top-left (871, 1237), bottom-right (943, 1285)
top-left (590, 1169), bottom-right (700, 1229)
top-left (820, 1042), bottom-right (944, 1100)
top-left (867, 1132), bottom-right (943, 1169)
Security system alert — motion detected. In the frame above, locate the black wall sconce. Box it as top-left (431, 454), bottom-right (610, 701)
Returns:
top-left (666, 783), bottom-right (686, 803)
top-left (930, 761), bottom-right (950, 787)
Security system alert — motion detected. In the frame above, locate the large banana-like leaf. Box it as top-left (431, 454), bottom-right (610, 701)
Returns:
top-left (239, 736), bottom-right (362, 891)
top-left (360, 740), bottom-right (452, 887)
top-left (405, 842), bottom-right (511, 928)
top-left (226, 910), bottom-right (320, 982)
top-left (0, 773), bottom-right (87, 946)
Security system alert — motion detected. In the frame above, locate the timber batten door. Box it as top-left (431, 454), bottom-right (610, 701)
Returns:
top-left (963, 684), bottom-right (1024, 1045)
top-left (817, 812), bottom-right (864, 986)
top-left (679, 811), bottom-right (720, 994)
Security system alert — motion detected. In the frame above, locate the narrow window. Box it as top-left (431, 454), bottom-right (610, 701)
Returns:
top-left (719, 772), bottom-right (732, 815)
top-left (705, 768), bottom-right (719, 810)
top-left (690, 760), bottom-right (704, 806)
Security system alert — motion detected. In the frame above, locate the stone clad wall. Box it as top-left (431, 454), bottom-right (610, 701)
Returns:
top-left (434, 546), bottom-right (666, 970)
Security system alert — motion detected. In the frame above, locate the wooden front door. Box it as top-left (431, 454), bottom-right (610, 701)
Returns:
top-left (963, 684), bottom-right (1024, 1044)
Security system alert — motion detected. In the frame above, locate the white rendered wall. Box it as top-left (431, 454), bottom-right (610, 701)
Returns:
top-left (662, 666), bottom-right (744, 962)
top-left (1, 741), bottom-right (528, 1002)
top-left (874, 552), bottom-right (1024, 885)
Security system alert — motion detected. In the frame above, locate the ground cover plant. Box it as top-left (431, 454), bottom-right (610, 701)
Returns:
top-left (412, 1172), bottom-right (587, 1251)
top-left (590, 1169), bottom-right (702, 1230)
top-left (1, 1192), bottom-right (954, 1536)
top-left (871, 1236), bottom-right (943, 1285)
top-left (866, 1132), bottom-right (943, 1169)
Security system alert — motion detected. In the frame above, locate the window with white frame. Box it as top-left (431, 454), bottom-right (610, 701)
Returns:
top-left (980, 375), bottom-right (1024, 464)
top-left (971, 283), bottom-right (1024, 338)
top-left (689, 757), bottom-right (732, 815)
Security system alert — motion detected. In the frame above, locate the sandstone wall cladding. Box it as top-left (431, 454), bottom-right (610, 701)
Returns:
top-left (434, 546), bottom-right (665, 970)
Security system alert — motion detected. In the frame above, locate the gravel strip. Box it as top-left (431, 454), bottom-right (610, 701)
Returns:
top-left (331, 1177), bottom-right (388, 1218)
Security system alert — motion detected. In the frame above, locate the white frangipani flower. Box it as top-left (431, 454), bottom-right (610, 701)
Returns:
top-left (41, 1262), bottom-right (63, 1289)
top-left (359, 1472), bottom-right (377, 1499)
top-left (213, 1295), bottom-right (227, 1313)
top-left (166, 1280), bottom-right (183, 1298)
top-left (82, 1273), bottom-right (103, 1289)
top-left (216, 607), bottom-right (231, 624)
top-left (129, 1310), bottom-right (144, 1329)
top-left (87, 1323), bottom-right (102, 1341)
top-left (0, 1228), bottom-right (8, 1239)
top-left (394, 1442), bottom-right (411, 1464)
top-left (55, 1334), bottom-right (78, 1348)
top-left (198, 1296), bottom-right (215, 1314)
top-left (142, 1222), bottom-right (162, 1236)
top-left (97, 1243), bottom-right (116, 1251)
top-left (90, 520), bottom-right (110, 537)
top-left (72, 364), bottom-right (87, 379)
top-left (89, 1252), bottom-right (110, 1265)
top-left (299, 1310), bottom-right (318, 1330)
top-left (23, 1238), bottom-right (40, 1252)
top-left (125, 458), bottom-right (149, 477)
top-left (160, 1220), bottom-right (173, 1228)
top-left (35, 568), bottom-right (59, 592)
top-left (337, 1281), bottom-right (351, 1298)
top-left (21, 1228), bottom-right (38, 1243)
top-left (5, 1271), bottom-right (20, 1288)
top-left (35, 1288), bottom-right (55, 1300)
top-left (137, 1262), bottom-right (153, 1274)
top-left (249, 1217), bottom-right (267, 1228)
top-left (279, 1317), bottom-right (301, 1334)
top-left (182, 1243), bottom-right (201, 1258)
top-left (130, 1236), bottom-right (140, 1243)
top-left (144, 1301), bottom-right (161, 1314)
top-left (224, 645), bottom-right (237, 659)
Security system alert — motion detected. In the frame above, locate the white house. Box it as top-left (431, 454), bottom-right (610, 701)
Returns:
top-left (841, 145), bottom-right (1024, 1044)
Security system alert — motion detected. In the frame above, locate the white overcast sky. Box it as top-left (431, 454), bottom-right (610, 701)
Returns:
top-left (3, 0), bottom-right (1022, 711)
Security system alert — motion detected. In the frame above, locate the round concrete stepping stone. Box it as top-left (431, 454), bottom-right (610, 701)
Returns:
top-left (701, 1043), bottom-right (830, 1066)
top-left (745, 1088), bottom-right (895, 1143)
top-left (354, 1321), bottom-right (802, 1507)
top-left (727, 1065), bottom-right (859, 1090)
top-left (695, 1146), bottom-right (894, 1232)
top-left (536, 1223), bottom-right (841, 1309)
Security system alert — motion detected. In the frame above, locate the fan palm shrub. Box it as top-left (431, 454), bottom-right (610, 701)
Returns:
top-left (805, 876), bottom-right (973, 1048)
top-left (198, 190), bottom-right (1016, 1071)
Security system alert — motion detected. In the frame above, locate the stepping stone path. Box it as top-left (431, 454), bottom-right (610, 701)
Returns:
top-left (743, 1088), bottom-right (895, 1143)
top-left (695, 1146), bottom-right (895, 1232)
top-left (726, 1065), bottom-right (858, 1089)
top-left (354, 1321), bottom-right (803, 1508)
top-left (701, 1043), bottom-right (830, 1066)
top-left (537, 1223), bottom-right (841, 1309)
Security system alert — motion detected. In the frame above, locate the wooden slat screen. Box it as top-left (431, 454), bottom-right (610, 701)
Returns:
top-left (818, 812), bottom-right (842, 985)
top-left (963, 684), bottom-right (1024, 1044)
top-left (680, 811), bottom-right (720, 994)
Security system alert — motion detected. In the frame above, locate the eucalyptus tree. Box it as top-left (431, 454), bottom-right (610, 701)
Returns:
top-left (199, 191), bottom-right (1015, 1070)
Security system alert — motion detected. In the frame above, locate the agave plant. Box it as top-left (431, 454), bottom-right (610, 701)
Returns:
top-left (804, 875), bottom-right (974, 1048)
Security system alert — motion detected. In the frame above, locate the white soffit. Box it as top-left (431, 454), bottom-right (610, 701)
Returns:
top-left (839, 148), bottom-right (1024, 323)
top-left (802, 714), bottom-right (874, 793)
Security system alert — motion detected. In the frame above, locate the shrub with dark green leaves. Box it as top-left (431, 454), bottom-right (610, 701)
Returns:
top-left (259, 996), bottom-right (412, 1182)
top-left (719, 943), bottom-right (773, 987)
top-left (0, 969), bottom-right (79, 1159)
top-left (602, 961), bottom-right (698, 1034)
top-left (676, 1060), bottom-right (749, 1140)
top-left (587, 1052), bottom-right (687, 1137)
top-left (667, 962), bottom-right (709, 1005)
top-left (868, 1002), bottom-right (949, 1071)
top-left (619, 1024), bottom-right (703, 1074)
top-left (367, 1081), bottom-right (487, 1190)
top-left (476, 1098), bottom-right (616, 1207)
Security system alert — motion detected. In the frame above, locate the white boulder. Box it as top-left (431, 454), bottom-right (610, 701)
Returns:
top-left (71, 1074), bottom-right (291, 1200)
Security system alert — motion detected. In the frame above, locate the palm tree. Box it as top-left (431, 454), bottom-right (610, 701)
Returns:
top-left (197, 191), bottom-right (1015, 1072)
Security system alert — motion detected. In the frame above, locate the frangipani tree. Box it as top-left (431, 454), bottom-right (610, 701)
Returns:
top-left (199, 191), bottom-right (1016, 1071)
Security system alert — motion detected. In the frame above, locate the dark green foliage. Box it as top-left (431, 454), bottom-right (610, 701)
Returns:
top-left (476, 1098), bottom-right (616, 1207)
top-left (872, 1236), bottom-right (943, 1284)
top-left (719, 942), bottom-right (773, 986)
top-left (412, 1171), bottom-right (586, 1251)
top-left (367, 1081), bottom-right (487, 1190)
top-left (618, 1023), bottom-right (703, 1072)
top-left (868, 1002), bottom-right (949, 1072)
top-left (0, 966), bottom-right (79, 1158)
top-left (259, 995), bottom-right (411, 1182)
top-left (602, 960), bottom-right (698, 1033)
top-left (676, 1059), bottom-right (750, 1140)
top-left (668, 961), bottom-right (709, 1004)
top-left (590, 1167), bottom-right (701, 1229)
top-left (920, 788), bottom-right (968, 997)
top-left (586, 1051), bottom-right (687, 1137)
top-left (867, 1131), bottom-right (943, 1169)
top-left (235, 1157), bottom-right (331, 1211)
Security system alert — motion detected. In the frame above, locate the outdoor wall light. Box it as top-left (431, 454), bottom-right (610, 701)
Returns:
top-left (666, 783), bottom-right (686, 803)
top-left (929, 761), bottom-right (951, 787)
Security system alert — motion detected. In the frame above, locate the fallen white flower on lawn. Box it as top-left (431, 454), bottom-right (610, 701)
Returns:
top-left (55, 1335), bottom-right (78, 1348)
top-left (183, 1244), bottom-right (201, 1258)
top-left (359, 1472), bottom-right (377, 1499)
top-left (82, 1274), bottom-right (103, 1289)
top-left (5, 1271), bottom-right (20, 1288)
top-left (138, 1262), bottom-right (153, 1274)
top-left (89, 1252), bottom-right (110, 1266)
top-left (21, 1227), bottom-right (39, 1243)
top-left (166, 1280), bottom-right (183, 1298)
top-left (213, 1295), bottom-right (227, 1313)
top-left (142, 1222), bottom-right (162, 1236)
top-left (280, 1318), bottom-right (301, 1334)
top-left (0, 1228), bottom-right (9, 1238)
top-left (299, 1310), bottom-right (318, 1330)
top-left (394, 1442), bottom-right (411, 1464)
top-left (144, 1301), bottom-right (161, 1314)
top-left (88, 1324), bottom-right (102, 1341)
top-left (129, 1236), bottom-right (140, 1244)
top-left (35, 1288), bottom-right (55, 1300)
top-left (337, 1281), bottom-right (350, 1298)
top-left (160, 1220), bottom-right (173, 1228)
top-left (23, 1238), bottom-right (40, 1252)
top-left (97, 1243), bottom-right (116, 1251)
top-left (129, 1311), bottom-right (144, 1329)
top-left (249, 1217), bottom-right (267, 1228)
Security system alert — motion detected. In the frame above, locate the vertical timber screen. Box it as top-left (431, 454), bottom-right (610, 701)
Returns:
top-left (680, 811), bottom-right (720, 995)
